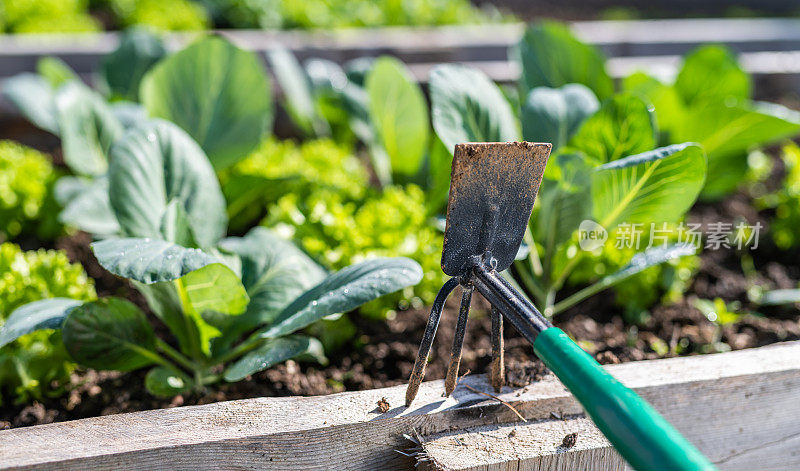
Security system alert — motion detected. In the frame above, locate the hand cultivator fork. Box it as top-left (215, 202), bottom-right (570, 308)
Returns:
top-left (406, 142), bottom-right (716, 471)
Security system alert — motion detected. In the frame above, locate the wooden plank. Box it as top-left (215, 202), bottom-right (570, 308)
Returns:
top-left (420, 341), bottom-right (800, 470)
top-left (4, 18), bottom-right (800, 78)
top-left (0, 341), bottom-right (798, 470)
top-left (418, 417), bottom-right (624, 471)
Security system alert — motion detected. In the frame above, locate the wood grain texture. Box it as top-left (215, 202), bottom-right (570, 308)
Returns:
top-left (420, 341), bottom-right (800, 471)
top-left (418, 417), bottom-right (624, 471)
top-left (1, 341), bottom-right (798, 470)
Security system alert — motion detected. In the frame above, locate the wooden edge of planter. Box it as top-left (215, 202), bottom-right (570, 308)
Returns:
top-left (0, 341), bottom-right (798, 470)
top-left (418, 341), bottom-right (800, 471)
top-left (417, 416), bottom-right (621, 470)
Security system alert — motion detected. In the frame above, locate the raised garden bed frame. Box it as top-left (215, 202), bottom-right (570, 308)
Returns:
top-left (1, 341), bottom-right (798, 470)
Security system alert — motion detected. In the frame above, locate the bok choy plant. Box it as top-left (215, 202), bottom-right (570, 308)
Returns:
top-left (428, 59), bottom-right (706, 318)
top-left (267, 49), bottom-right (430, 187)
top-left (0, 119), bottom-right (423, 396)
top-left (511, 22), bottom-right (800, 201)
top-left (2, 32), bottom-right (275, 238)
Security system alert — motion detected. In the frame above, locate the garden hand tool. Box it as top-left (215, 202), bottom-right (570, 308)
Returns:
top-left (406, 142), bottom-right (716, 471)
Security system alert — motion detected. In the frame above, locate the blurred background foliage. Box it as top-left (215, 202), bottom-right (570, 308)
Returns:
top-left (0, 243), bottom-right (96, 404)
top-left (0, 0), bottom-right (505, 33)
top-left (0, 140), bottom-right (61, 242)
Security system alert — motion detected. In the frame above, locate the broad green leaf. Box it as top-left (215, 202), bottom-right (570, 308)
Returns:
top-left (267, 48), bottom-right (327, 136)
top-left (37, 57), bottom-right (78, 88)
top-left (536, 153), bottom-right (593, 249)
top-left (515, 21), bottom-right (613, 100)
top-left (675, 45), bottom-right (750, 106)
top-left (140, 36), bottom-right (273, 170)
top-left (160, 199), bottom-right (199, 248)
top-left (366, 56), bottom-right (429, 175)
top-left (145, 366), bottom-right (193, 396)
top-left (55, 82), bottom-right (124, 176)
top-left (340, 83), bottom-right (392, 185)
top-left (758, 289), bottom-right (800, 306)
top-left (58, 177), bottom-right (121, 236)
top-left (430, 64), bottom-right (518, 154)
top-left (133, 281), bottom-right (196, 357)
top-left (101, 28), bottom-right (166, 101)
top-left (521, 84), bottom-right (599, 151)
top-left (305, 58), bottom-right (348, 92)
top-left (1, 73), bottom-right (59, 134)
top-left (110, 101), bottom-right (149, 129)
top-left (257, 258), bottom-right (423, 339)
top-left (552, 244), bottom-right (696, 314)
top-left (218, 227), bottom-right (326, 327)
top-left (428, 136), bottom-right (454, 213)
top-left (108, 119), bottom-right (227, 247)
top-left (675, 101), bottom-right (800, 200)
top-left (601, 244), bottom-right (696, 287)
top-left (181, 263), bottom-right (248, 319)
top-left (622, 72), bottom-right (686, 142)
top-left (62, 298), bottom-right (157, 371)
top-left (92, 238), bottom-right (220, 284)
top-left (592, 143), bottom-right (706, 229)
top-left (0, 298), bottom-right (82, 348)
top-left (53, 176), bottom-right (89, 206)
top-left (569, 93), bottom-right (656, 164)
top-left (222, 174), bottom-right (299, 233)
top-left (174, 263), bottom-right (248, 356)
top-left (224, 335), bottom-right (325, 382)
top-left (345, 57), bottom-right (374, 87)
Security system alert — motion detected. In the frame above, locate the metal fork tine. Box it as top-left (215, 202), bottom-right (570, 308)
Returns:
top-left (489, 305), bottom-right (505, 392)
top-left (444, 283), bottom-right (473, 397)
top-left (406, 277), bottom-right (460, 406)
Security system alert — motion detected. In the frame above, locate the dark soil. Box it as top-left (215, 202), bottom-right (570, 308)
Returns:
top-left (3, 209), bottom-right (799, 429)
top-left (2, 137), bottom-right (800, 431)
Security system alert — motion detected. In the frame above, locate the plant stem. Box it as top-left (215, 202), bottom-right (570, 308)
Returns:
top-left (133, 346), bottom-right (185, 378)
top-left (550, 279), bottom-right (610, 316)
top-left (523, 229), bottom-right (543, 277)
top-left (155, 338), bottom-right (196, 372)
top-left (543, 289), bottom-right (557, 318)
top-left (551, 250), bottom-right (585, 292)
top-left (512, 263), bottom-right (546, 306)
top-left (214, 334), bottom-right (263, 364)
top-left (173, 279), bottom-right (204, 361)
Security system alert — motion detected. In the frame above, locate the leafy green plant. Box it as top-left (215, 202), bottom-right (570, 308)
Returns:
top-left (99, 28), bottom-right (167, 101)
top-left (266, 184), bottom-right (445, 319)
top-left (0, 119), bottom-right (423, 396)
top-left (1, 0), bottom-right (100, 33)
top-left (224, 138), bottom-right (367, 231)
top-left (0, 243), bottom-right (96, 404)
top-left (568, 229), bottom-right (701, 325)
top-left (623, 46), bottom-right (800, 200)
top-left (268, 51), bottom-right (431, 186)
top-left (210, 0), bottom-right (501, 30)
top-left (514, 22), bottom-right (800, 201)
top-left (513, 21), bottom-right (614, 100)
top-left (107, 0), bottom-right (209, 31)
top-left (758, 143), bottom-right (800, 249)
top-left (0, 140), bottom-right (61, 241)
top-left (429, 56), bottom-right (706, 317)
top-left (141, 36), bottom-right (273, 170)
top-left (3, 34), bottom-right (273, 239)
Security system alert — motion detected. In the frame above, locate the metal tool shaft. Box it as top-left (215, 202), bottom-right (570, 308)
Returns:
top-left (470, 264), bottom-right (552, 344)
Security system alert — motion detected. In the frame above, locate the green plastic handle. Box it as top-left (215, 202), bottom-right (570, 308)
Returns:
top-left (533, 328), bottom-right (717, 471)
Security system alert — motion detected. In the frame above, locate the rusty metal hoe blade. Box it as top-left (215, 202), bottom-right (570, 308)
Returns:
top-left (405, 142), bottom-right (550, 405)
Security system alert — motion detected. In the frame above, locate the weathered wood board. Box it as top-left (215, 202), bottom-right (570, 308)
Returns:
top-left (0, 341), bottom-right (798, 470)
top-left (418, 417), bottom-right (624, 471)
